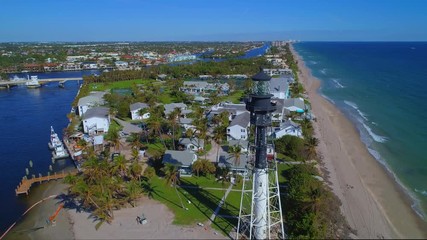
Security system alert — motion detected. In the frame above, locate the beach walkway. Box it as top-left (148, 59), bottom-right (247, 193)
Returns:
top-left (15, 170), bottom-right (77, 196)
top-left (208, 184), bottom-right (233, 225)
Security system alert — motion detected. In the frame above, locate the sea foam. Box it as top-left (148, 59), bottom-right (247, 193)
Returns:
top-left (344, 100), bottom-right (368, 121)
top-left (361, 122), bottom-right (387, 143)
top-left (331, 78), bottom-right (345, 88)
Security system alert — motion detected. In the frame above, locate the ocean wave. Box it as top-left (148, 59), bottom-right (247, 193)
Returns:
top-left (309, 60), bottom-right (318, 65)
top-left (321, 94), bottom-right (335, 104)
top-left (331, 78), bottom-right (345, 88)
top-left (415, 188), bottom-right (427, 197)
top-left (320, 68), bottom-right (327, 75)
top-left (344, 100), bottom-right (368, 121)
top-left (361, 122), bottom-right (387, 143)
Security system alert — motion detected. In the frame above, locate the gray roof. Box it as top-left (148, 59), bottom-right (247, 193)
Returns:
top-left (179, 138), bottom-right (204, 148)
top-left (183, 81), bottom-right (208, 88)
top-left (78, 92), bottom-right (106, 106)
top-left (283, 98), bottom-right (305, 110)
top-left (229, 112), bottom-right (250, 127)
top-left (162, 150), bottom-right (196, 167)
top-left (228, 139), bottom-right (249, 149)
top-left (179, 118), bottom-right (193, 125)
top-left (164, 102), bottom-right (187, 115)
top-left (83, 107), bottom-right (109, 120)
top-left (272, 98), bottom-right (285, 114)
top-left (218, 153), bottom-right (248, 170)
top-left (270, 77), bottom-right (289, 93)
top-left (130, 102), bottom-right (149, 111)
top-left (280, 120), bottom-right (300, 129)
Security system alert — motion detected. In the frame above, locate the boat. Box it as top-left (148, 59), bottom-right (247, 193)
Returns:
top-left (25, 76), bottom-right (41, 89)
top-left (48, 126), bottom-right (69, 159)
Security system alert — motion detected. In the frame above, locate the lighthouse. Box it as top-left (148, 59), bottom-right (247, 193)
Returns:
top-left (236, 69), bottom-right (285, 239)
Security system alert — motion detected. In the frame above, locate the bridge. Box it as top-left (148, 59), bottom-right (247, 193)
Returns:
top-left (15, 170), bottom-right (78, 196)
top-left (0, 77), bottom-right (83, 87)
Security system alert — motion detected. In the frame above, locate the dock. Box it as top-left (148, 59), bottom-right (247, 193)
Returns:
top-left (15, 170), bottom-right (77, 196)
top-left (0, 77), bottom-right (83, 88)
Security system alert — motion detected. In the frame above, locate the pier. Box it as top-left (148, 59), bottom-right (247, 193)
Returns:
top-left (15, 170), bottom-right (78, 196)
top-left (0, 77), bottom-right (83, 88)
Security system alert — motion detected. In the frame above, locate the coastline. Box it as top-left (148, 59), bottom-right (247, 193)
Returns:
top-left (290, 44), bottom-right (427, 238)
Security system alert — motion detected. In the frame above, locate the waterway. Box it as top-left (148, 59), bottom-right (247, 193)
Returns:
top-left (0, 42), bottom-right (271, 235)
top-left (0, 70), bottom-right (98, 234)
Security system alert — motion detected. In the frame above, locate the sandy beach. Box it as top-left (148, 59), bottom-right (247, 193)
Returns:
top-left (291, 44), bottom-right (427, 239)
top-left (3, 181), bottom-right (225, 240)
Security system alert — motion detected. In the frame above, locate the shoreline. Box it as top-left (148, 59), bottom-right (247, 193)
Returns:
top-left (290, 43), bottom-right (427, 238)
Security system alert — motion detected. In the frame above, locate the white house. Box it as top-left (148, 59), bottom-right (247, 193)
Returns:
top-left (283, 98), bottom-right (306, 113)
top-left (270, 77), bottom-right (290, 99)
top-left (270, 120), bottom-right (303, 139)
top-left (227, 112), bottom-right (250, 141)
top-left (115, 61), bottom-right (129, 68)
top-left (130, 102), bottom-right (150, 120)
top-left (263, 68), bottom-right (293, 76)
top-left (180, 118), bottom-right (196, 132)
top-left (82, 107), bottom-right (110, 135)
top-left (77, 91), bottom-right (106, 116)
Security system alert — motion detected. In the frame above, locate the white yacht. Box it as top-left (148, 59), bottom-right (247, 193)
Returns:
top-left (25, 76), bottom-right (41, 88)
top-left (49, 126), bottom-right (69, 159)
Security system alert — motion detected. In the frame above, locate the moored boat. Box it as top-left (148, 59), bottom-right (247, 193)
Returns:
top-left (49, 126), bottom-right (69, 159)
top-left (26, 76), bottom-right (41, 89)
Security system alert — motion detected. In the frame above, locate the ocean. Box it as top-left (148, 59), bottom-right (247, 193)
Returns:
top-left (0, 70), bottom-right (98, 234)
top-left (293, 42), bottom-right (427, 220)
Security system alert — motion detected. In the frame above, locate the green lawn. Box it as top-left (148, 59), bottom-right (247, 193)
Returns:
top-left (180, 175), bottom-right (230, 189)
top-left (221, 90), bottom-right (244, 104)
top-left (89, 79), bottom-right (153, 91)
top-left (277, 163), bottom-right (293, 184)
top-left (145, 176), bottom-right (242, 237)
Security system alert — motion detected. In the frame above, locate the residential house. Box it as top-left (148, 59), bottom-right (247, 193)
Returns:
top-left (82, 107), bottom-right (110, 135)
top-left (208, 102), bottom-right (247, 122)
top-left (164, 102), bottom-right (188, 116)
top-left (130, 102), bottom-right (150, 120)
top-left (283, 98), bottom-right (306, 113)
top-left (218, 153), bottom-right (248, 175)
top-left (228, 139), bottom-right (249, 153)
top-left (263, 68), bottom-right (293, 76)
top-left (270, 120), bottom-right (303, 139)
top-left (115, 61), bottom-right (129, 69)
top-left (227, 112), bottom-right (250, 141)
top-left (179, 118), bottom-right (196, 132)
top-left (77, 91), bottom-right (106, 116)
top-left (179, 138), bottom-right (204, 152)
top-left (180, 81), bottom-right (229, 96)
top-left (162, 150), bottom-right (198, 176)
top-left (270, 77), bottom-right (290, 99)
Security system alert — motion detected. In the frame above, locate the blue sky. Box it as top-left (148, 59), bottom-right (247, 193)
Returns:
top-left (1, 0), bottom-right (426, 42)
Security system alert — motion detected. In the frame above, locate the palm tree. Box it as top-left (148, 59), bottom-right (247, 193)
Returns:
top-left (163, 164), bottom-right (185, 209)
top-left (304, 136), bottom-right (319, 160)
top-left (168, 108), bottom-right (180, 150)
top-left (112, 155), bottom-right (128, 177)
top-left (229, 145), bottom-right (242, 167)
top-left (213, 125), bottom-right (225, 163)
top-left (192, 159), bottom-right (204, 177)
top-left (130, 161), bottom-right (143, 181)
top-left (125, 179), bottom-right (142, 207)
